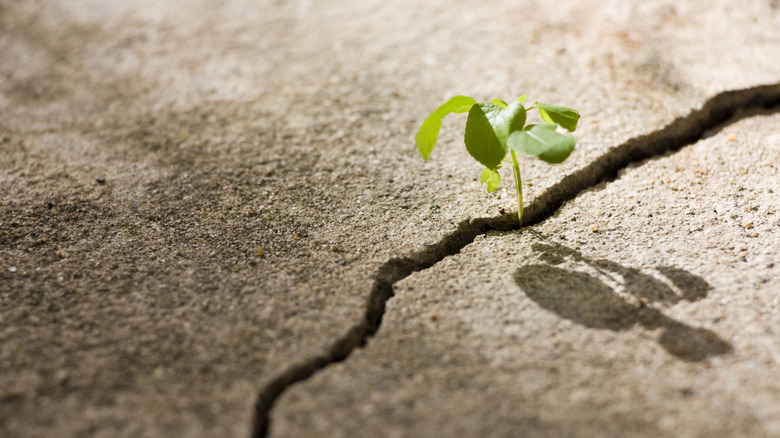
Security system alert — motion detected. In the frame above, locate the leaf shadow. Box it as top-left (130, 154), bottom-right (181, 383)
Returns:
top-left (514, 241), bottom-right (731, 362)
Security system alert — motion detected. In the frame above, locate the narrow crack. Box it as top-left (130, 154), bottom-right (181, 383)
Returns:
top-left (251, 82), bottom-right (780, 438)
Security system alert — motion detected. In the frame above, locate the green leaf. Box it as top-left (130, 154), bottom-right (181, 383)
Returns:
top-left (507, 124), bottom-right (575, 164)
top-left (479, 167), bottom-right (491, 184)
top-left (536, 103), bottom-right (580, 132)
top-left (416, 95), bottom-right (477, 160)
top-left (480, 168), bottom-right (501, 192)
top-left (490, 98), bottom-right (508, 108)
top-left (516, 95), bottom-right (527, 104)
top-left (464, 104), bottom-right (507, 169)
top-left (477, 101), bottom-right (527, 147)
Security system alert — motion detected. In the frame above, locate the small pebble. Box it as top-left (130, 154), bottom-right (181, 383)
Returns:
top-left (96, 177), bottom-right (106, 184)
top-left (8, 266), bottom-right (17, 273)
top-left (257, 247), bottom-right (265, 257)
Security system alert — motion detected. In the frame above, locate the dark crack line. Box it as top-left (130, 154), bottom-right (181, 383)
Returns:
top-left (251, 82), bottom-right (780, 438)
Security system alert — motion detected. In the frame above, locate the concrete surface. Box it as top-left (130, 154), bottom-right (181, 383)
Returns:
top-left (0, 0), bottom-right (778, 437)
top-left (273, 113), bottom-right (780, 437)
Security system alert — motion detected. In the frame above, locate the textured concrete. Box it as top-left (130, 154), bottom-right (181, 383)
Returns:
top-left (0, 0), bottom-right (778, 437)
top-left (273, 113), bottom-right (780, 437)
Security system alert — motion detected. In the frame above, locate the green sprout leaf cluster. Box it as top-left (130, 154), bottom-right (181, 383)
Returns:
top-left (416, 95), bottom-right (580, 225)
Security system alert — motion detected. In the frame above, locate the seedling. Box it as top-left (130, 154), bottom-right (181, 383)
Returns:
top-left (416, 95), bottom-right (579, 225)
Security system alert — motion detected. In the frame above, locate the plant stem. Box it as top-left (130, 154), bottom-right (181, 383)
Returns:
top-left (510, 149), bottom-right (523, 226)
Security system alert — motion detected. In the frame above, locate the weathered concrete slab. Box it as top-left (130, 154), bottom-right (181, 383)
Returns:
top-left (265, 0), bottom-right (780, 436)
top-left (0, 0), bottom-right (778, 436)
top-left (272, 112), bottom-right (780, 438)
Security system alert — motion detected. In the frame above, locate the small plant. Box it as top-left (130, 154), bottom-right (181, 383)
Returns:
top-left (416, 95), bottom-right (580, 225)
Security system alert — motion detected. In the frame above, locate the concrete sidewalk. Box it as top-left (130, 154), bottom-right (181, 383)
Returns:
top-left (1, 0), bottom-right (778, 437)
top-left (272, 112), bottom-right (780, 438)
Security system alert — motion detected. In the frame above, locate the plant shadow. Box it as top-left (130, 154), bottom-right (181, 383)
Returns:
top-left (514, 240), bottom-right (731, 362)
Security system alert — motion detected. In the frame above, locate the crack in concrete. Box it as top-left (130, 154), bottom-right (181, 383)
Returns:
top-left (251, 82), bottom-right (780, 438)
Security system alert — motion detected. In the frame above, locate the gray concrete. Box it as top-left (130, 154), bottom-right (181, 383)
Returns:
top-left (0, 0), bottom-right (778, 437)
top-left (273, 113), bottom-right (780, 437)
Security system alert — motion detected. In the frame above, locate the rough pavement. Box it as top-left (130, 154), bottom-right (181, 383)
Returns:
top-left (273, 112), bottom-right (780, 438)
top-left (1, 1), bottom-right (779, 437)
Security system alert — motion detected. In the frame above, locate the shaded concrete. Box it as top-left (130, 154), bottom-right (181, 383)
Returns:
top-left (0, 0), bottom-right (778, 437)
